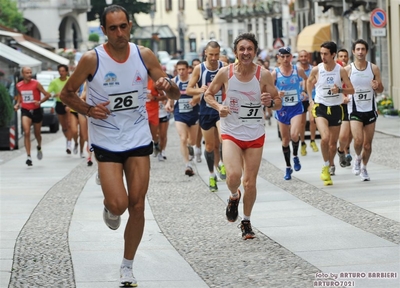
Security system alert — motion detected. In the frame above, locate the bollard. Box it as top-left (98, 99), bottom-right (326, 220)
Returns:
top-left (9, 125), bottom-right (15, 150)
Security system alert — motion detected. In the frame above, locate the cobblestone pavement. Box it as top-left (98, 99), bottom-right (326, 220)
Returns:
top-left (1, 123), bottom-right (399, 287)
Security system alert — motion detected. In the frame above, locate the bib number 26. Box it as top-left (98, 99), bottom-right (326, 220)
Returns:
top-left (109, 91), bottom-right (139, 112)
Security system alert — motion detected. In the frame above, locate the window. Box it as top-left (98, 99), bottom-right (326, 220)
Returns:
top-left (197, 0), bottom-right (203, 9)
top-left (150, 0), bottom-right (156, 12)
top-left (165, 0), bottom-right (172, 11)
top-left (179, 0), bottom-right (185, 10)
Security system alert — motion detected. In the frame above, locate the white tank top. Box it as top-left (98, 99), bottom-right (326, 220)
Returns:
top-left (87, 43), bottom-right (151, 152)
top-left (221, 64), bottom-right (264, 141)
top-left (315, 63), bottom-right (343, 106)
top-left (347, 62), bottom-right (375, 113)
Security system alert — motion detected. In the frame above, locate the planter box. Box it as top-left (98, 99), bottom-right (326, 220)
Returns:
top-left (0, 126), bottom-right (11, 150)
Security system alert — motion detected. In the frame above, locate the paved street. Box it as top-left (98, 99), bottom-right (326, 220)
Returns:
top-left (1, 116), bottom-right (399, 288)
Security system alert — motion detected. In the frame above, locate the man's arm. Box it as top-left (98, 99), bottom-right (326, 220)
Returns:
top-left (307, 67), bottom-right (318, 99)
top-left (60, 51), bottom-right (109, 119)
top-left (297, 67), bottom-right (308, 100)
top-left (261, 69), bottom-right (281, 110)
top-left (371, 64), bottom-right (384, 93)
top-left (340, 67), bottom-right (355, 95)
top-left (141, 47), bottom-right (180, 100)
top-left (186, 65), bottom-right (207, 96)
top-left (37, 82), bottom-right (51, 104)
top-left (204, 66), bottom-right (229, 116)
top-left (14, 90), bottom-right (21, 111)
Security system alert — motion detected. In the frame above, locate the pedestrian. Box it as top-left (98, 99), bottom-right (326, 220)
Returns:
top-left (14, 67), bottom-right (51, 166)
top-left (205, 32), bottom-right (280, 239)
top-left (346, 39), bottom-right (383, 181)
top-left (336, 49), bottom-right (353, 169)
top-left (307, 41), bottom-right (354, 186)
top-left (60, 5), bottom-right (180, 287)
top-left (187, 40), bottom-right (226, 192)
top-left (297, 50), bottom-right (319, 155)
top-left (47, 64), bottom-right (74, 154)
top-left (272, 47), bottom-right (309, 180)
top-left (165, 60), bottom-right (200, 176)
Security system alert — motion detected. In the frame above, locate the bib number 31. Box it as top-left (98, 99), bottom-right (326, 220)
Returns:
top-left (109, 91), bottom-right (139, 112)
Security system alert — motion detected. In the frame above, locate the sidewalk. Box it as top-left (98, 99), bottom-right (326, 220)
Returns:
top-left (375, 114), bottom-right (400, 137)
top-left (1, 116), bottom-right (399, 288)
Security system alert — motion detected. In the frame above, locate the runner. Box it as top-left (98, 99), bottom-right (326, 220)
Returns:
top-left (272, 47), bottom-right (309, 180)
top-left (205, 33), bottom-right (280, 239)
top-left (191, 58), bottom-right (203, 163)
top-left (346, 39), bottom-right (383, 181)
top-left (307, 41), bottom-right (354, 186)
top-left (187, 40), bottom-right (226, 192)
top-left (157, 94), bottom-right (170, 161)
top-left (165, 60), bottom-right (199, 175)
top-left (14, 67), bottom-right (51, 166)
top-left (60, 5), bottom-right (180, 287)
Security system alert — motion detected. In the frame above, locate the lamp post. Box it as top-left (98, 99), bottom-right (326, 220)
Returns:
top-left (203, 3), bottom-right (213, 40)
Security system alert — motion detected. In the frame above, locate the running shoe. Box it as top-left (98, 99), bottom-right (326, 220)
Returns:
top-left (185, 166), bottom-right (195, 176)
top-left (26, 158), bottom-right (33, 166)
top-left (103, 207), bottom-right (121, 230)
top-left (300, 143), bottom-right (307, 156)
top-left (293, 156), bottom-right (301, 171)
top-left (359, 168), bottom-right (370, 181)
top-left (120, 266), bottom-right (138, 287)
top-left (37, 146), bottom-right (43, 160)
top-left (188, 145), bottom-right (194, 161)
top-left (73, 143), bottom-right (78, 155)
top-left (329, 165), bottom-right (336, 176)
top-left (153, 143), bottom-right (160, 157)
top-left (87, 158), bottom-right (93, 166)
top-left (310, 141), bottom-right (319, 152)
top-left (95, 173), bottom-right (101, 185)
top-left (217, 164), bottom-right (226, 180)
top-left (345, 154), bottom-right (352, 167)
top-left (284, 167), bottom-right (293, 180)
top-left (66, 146), bottom-right (71, 154)
top-left (80, 152), bottom-right (85, 158)
top-left (158, 153), bottom-right (164, 162)
top-left (239, 220), bottom-right (256, 240)
top-left (320, 166), bottom-right (333, 185)
top-left (209, 175), bottom-right (218, 192)
top-left (226, 190), bottom-right (241, 222)
top-left (337, 149), bottom-right (347, 167)
top-left (352, 158), bottom-right (361, 176)
top-left (195, 147), bottom-right (202, 163)
top-left (162, 151), bottom-right (167, 160)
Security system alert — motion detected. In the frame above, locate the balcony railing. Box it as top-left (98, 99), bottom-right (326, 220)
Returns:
top-left (213, 1), bottom-right (278, 21)
top-left (17, 0), bottom-right (89, 12)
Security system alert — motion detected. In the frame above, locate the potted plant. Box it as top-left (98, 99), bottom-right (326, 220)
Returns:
top-left (0, 83), bottom-right (14, 149)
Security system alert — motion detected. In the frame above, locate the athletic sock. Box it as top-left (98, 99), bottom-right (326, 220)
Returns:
top-left (282, 146), bottom-right (291, 167)
top-left (204, 150), bottom-right (214, 173)
top-left (121, 258), bottom-right (133, 268)
top-left (243, 215), bottom-right (250, 221)
top-left (292, 140), bottom-right (299, 156)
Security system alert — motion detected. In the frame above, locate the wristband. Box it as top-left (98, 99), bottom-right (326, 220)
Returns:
top-left (338, 88), bottom-right (343, 94)
top-left (164, 77), bottom-right (172, 86)
top-left (266, 99), bottom-right (275, 108)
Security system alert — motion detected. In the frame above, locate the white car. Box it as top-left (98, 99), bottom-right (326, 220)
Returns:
top-left (165, 59), bottom-right (179, 76)
top-left (157, 51), bottom-right (171, 65)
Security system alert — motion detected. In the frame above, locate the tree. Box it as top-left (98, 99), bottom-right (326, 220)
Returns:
top-left (88, 33), bottom-right (100, 43)
top-left (87, 0), bottom-right (151, 29)
top-left (0, 0), bottom-right (26, 32)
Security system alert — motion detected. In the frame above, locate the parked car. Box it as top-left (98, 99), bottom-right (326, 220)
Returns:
top-left (183, 52), bottom-right (200, 65)
top-left (157, 51), bottom-right (171, 65)
top-left (36, 72), bottom-right (59, 133)
top-left (165, 59), bottom-right (179, 76)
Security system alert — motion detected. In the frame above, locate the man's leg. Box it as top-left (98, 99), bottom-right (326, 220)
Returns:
top-left (315, 116), bottom-right (333, 185)
top-left (309, 106), bottom-right (319, 152)
top-left (290, 114), bottom-right (303, 171)
top-left (299, 109), bottom-right (307, 156)
top-left (338, 121), bottom-right (351, 167)
top-left (202, 127), bottom-right (218, 191)
top-left (22, 115), bottom-right (32, 165)
top-left (278, 121), bottom-right (293, 180)
top-left (361, 122), bottom-right (376, 166)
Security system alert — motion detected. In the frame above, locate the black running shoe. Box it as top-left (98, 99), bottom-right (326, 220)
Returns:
top-left (239, 220), bottom-right (255, 240)
top-left (87, 158), bottom-right (93, 166)
top-left (26, 159), bottom-right (33, 166)
top-left (226, 190), bottom-right (241, 222)
top-left (185, 166), bottom-right (195, 177)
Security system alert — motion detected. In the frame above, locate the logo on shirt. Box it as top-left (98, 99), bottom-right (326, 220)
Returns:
top-left (133, 71), bottom-right (143, 84)
top-left (103, 72), bottom-right (120, 87)
top-left (230, 97), bottom-right (239, 113)
top-left (326, 76), bottom-right (334, 85)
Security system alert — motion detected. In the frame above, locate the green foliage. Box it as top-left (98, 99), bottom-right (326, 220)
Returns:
top-left (87, 0), bottom-right (151, 26)
top-left (88, 33), bottom-right (100, 43)
top-left (0, 83), bottom-right (14, 127)
top-left (0, 0), bottom-right (26, 32)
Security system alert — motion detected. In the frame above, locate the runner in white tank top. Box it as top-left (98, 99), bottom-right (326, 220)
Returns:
top-left (345, 39), bottom-right (384, 181)
top-left (60, 5), bottom-right (180, 287)
top-left (204, 33), bottom-right (280, 240)
top-left (307, 41), bottom-right (354, 186)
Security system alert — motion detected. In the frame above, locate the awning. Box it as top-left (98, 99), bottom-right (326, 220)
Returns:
top-left (132, 25), bottom-right (176, 40)
top-left (297, 23), bottom-right (331, 52)
top-left (0, 42), bottom-right (42, 74)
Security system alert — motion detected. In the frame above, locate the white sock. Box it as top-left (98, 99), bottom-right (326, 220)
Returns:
top-left (324, 161), bottom-right (329, 167)
top-left (195, 146), bottom-right (201, 154)
top-left (361, 163), bottom-right (367, 170)
top-left (355, 154), bottom-right (362, 160)
top-left (230, 191), bottom-right (239, 199)
top-left (67, 140), bottom-right (72, 148)
top-left (243, 215), bottom-right (250, 221)
top-left (121, 258), bottom-right (133, 268)
top-left (209, 173), bottom-right (216, 177)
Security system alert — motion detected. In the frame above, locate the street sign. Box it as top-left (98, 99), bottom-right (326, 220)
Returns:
top-left (370, 8), bottom-right (387, 28)
top-left (273, 38), bottom-right (285, 49)
top-left (371, 28), bottom-right (386, 37)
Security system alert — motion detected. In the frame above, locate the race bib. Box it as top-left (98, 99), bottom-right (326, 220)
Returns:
top-left (238, 103), bottom-right (263, 125)
top-left (109, 91), bottom-right (139, 112)
top-left (178, 98), bottom-right (193, 113)
top-left (355, 89), bottom-right (373, 102)
top-left (282, 89), bottom-right (298, 106)
top-left (22, 91), bottom-right (34, 103)
top-left (322, 86), bottom-right (339, 98)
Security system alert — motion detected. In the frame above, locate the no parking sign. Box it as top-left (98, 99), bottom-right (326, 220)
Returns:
top-left (370, 8), bottom-right (387, 36)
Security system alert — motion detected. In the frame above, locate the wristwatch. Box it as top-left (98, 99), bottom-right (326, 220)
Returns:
top-left (338, 88), bottom-right (343, 94)
top-left (267, 99), bottom-right (275, 108)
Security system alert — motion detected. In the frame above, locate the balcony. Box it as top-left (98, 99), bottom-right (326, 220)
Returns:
top-left (17, 0), bottom-right (89, 14)
top-left (214, 1), bottom-right (275, 21)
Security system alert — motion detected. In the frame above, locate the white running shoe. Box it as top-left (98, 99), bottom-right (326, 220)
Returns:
top-left (352, 158), bottom-right (361, 175)
top-left (37, 146), bottom-right (43, 160)
top-left (95, 173), bottom-right (101, 185)
top-left (73, 143), bottom-right (78, 154)
top-left (195, 147), bottom-right (202, 163)
top-left (360, 168), bottom-right (370, 181)
top-left (103, 207), bottom-right (121, 230)
top-left (329, 165), bottom-right (335, 176)
top-left (158, 153), bottom-right (164, 161)
top-left (120, 266), bottom-right (137, 287)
